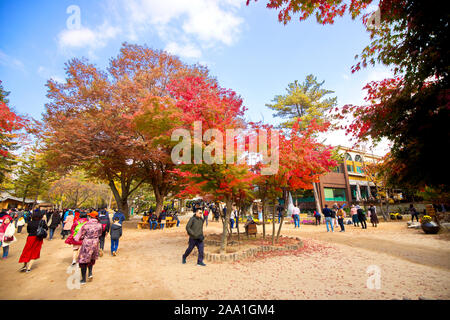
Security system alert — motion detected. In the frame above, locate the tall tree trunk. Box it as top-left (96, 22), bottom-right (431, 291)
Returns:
top-left (22, 184), bottom-right (29, 207)
top-left (313, 182), bottom-right (322, 214)
top-left (276, 189), bottom-right (288, 243)
top-left (220, 198), bottom-right (232, 254)
top-left (272, 199), bottom-right (276, 245)
top-left (262, 199), bottom-right (266, 240)
top-left (109, 180), bottom-right (131, 219)
top-left (33, 172), bottom-right (44, 209)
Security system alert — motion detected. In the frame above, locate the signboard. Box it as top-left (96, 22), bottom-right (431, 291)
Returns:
top-left (425, 204), bottom-right (436, 216)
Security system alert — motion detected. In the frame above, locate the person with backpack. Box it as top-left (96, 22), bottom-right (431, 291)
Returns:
top-left (16, 211), bottom-right (26, 234)
top-left (113, 210), bottom-right (126, 225)
top-left (203, 208), bottom-right (209, 227)
top-left (74, 211), bottom-right (102, 284)
top-left (369, 205), bottom-right (379, 227)
top-left (97, 210), bottom-right (110, 257)
top-left (65, 212), bottom-right (88, 266)
top-left (337, 206), bottom-right (346, 232)
top-left (356, 205), bottom-right (367, 229)
top-left (182, 210), bottom-right (206, 266)
top-left (322, 204), bottom-right (334, 232)
top-left (110, 217), bottom-right (122, 256)
top-left (19, 212), bottom-right (48, 273)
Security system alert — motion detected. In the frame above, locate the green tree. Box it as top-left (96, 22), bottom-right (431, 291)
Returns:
top-left (266, 74), bottom-right (337, 130)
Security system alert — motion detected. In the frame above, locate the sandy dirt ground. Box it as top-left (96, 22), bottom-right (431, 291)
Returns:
top-left (0, 215), bottom-right (449, 300)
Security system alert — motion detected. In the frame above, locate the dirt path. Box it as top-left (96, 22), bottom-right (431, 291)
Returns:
top-left (0, 218), bottom-right (449, 300)
top-left (280, 223), bottom-right (450, 270)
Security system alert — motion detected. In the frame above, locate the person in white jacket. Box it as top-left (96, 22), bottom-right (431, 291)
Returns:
top-left (0, 216), bottom-right (17, 259)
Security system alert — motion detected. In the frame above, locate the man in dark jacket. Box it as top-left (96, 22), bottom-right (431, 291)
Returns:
top-left (149, 213), bottom-right (158, 230)
top-left (322, 204), bottom-right (334, 232)
top-left (98, 210), bottom-right (111, 256)
top-left (182, 210), bottom-right (206, 266)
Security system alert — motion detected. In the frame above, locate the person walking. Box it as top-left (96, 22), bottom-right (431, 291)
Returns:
top-left (369, 205), bottom-right (379, 227)
top-left (0, 215), bottom-right (16, 259)
top-left (48, 210), bottom-right (61, 241)
top-left (62, 211), bottom-right (74, 240)
top-left (409, 204), bottom-right (419, 222)
top-left (110, 217), bottom-right (122, 256)
top-left (332, 203), bottom-right (339, 229)
top-left (65, 212), bottom-right (88, 266)
top-left (16, 213), bottom-right (26, 234)
top-left (292, 205), bottom-right (300, 228)
top-left (277, 204), bottom-right (283, 224)
top-left (314, 210), bottom-right (321, 226)
top-left (322, 205), bottom-right (334, 232)
top-left (173, 211), bottom-right (180, 227)
top-left (203, 208), bottom-right (209, 227)
top-left (159, 210), bottom-right (166, 230)
top-left (19, 212), bottom-right (48, 272)
top-left (356, 205), bottom-right (367, 229)
top-left (74, 211), bottom-right (102, 284)
top-left (97, 210), bottom-right (111, 257)
top-left (337, 207), bottom-right (346, 232)
top-left (112, 210), bottom-right (126, 225)
top-left (350, 205), bottom-right (359, 227)
top-left (182, 210), bottom-right (206, 266)
top-left (230, 209), bottom-right (236, 229)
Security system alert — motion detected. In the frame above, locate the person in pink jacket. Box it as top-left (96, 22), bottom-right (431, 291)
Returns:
top-left (65, 212), bottom-right (88, 266)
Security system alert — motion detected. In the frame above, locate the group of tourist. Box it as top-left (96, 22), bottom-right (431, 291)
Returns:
top-left (0, 207), bottom-right (125, 285)
top-left (143, 206), bottom-right (181, 230)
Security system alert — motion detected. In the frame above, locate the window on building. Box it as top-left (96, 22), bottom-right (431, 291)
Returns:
top-left (332, 166), bottom-right (341, 173)
top-left (347, 165), bottom-right (354, 172)
top-left (355, 155), bottom-right (363, 162)
top-left (350, 185), bottom-right (358, 201)
top-left (345, 153), bottom-right (352, 161)
top-left (356, 166), bottom-right (364, 174)
top-left (360, 186), bottom-right (369, 199)
top-left (324, 188), bottom-right (347, 202)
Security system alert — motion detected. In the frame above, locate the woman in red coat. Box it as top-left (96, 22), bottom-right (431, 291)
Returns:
top-left (65, 212), bottom-right (88, 266)
top-left (19, 212), bottom-right (48, 273)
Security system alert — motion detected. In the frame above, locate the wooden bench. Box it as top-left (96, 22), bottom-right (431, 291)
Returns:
top-left (246, 223), bottom-right (257, 238)
top-left (137, 216), bottom-right (150, 229)
top-left (165, 217), bottom-right (177, 228)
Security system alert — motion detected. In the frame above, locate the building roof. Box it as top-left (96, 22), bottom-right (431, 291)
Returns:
top-left (0, 191), bottom-right (44, 204)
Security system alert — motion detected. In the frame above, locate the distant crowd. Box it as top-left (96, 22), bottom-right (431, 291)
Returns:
top-left (0, 207), bottom-right (126, 284)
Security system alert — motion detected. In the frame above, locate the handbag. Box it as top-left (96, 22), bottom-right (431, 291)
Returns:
top-left (36, 220), bottom-right (48, 239)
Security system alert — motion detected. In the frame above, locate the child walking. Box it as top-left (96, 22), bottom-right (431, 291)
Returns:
top-left (110, 217), bottom-right (122, 256)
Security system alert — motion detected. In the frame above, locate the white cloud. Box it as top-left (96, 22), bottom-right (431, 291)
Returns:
top-left (55, 0), bottom-right (244, 59)
top-left (122, 0), bottom-right (244, 56)
top-left (57, 22), bottom-right (121, 51)
top-left (0, 50), bottom-right (26, 72)
top-left (165, 42), bottom-right (202, 59)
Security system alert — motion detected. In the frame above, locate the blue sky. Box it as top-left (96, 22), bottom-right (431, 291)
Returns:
top-left (0, 0), bottom-right (390, 155)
